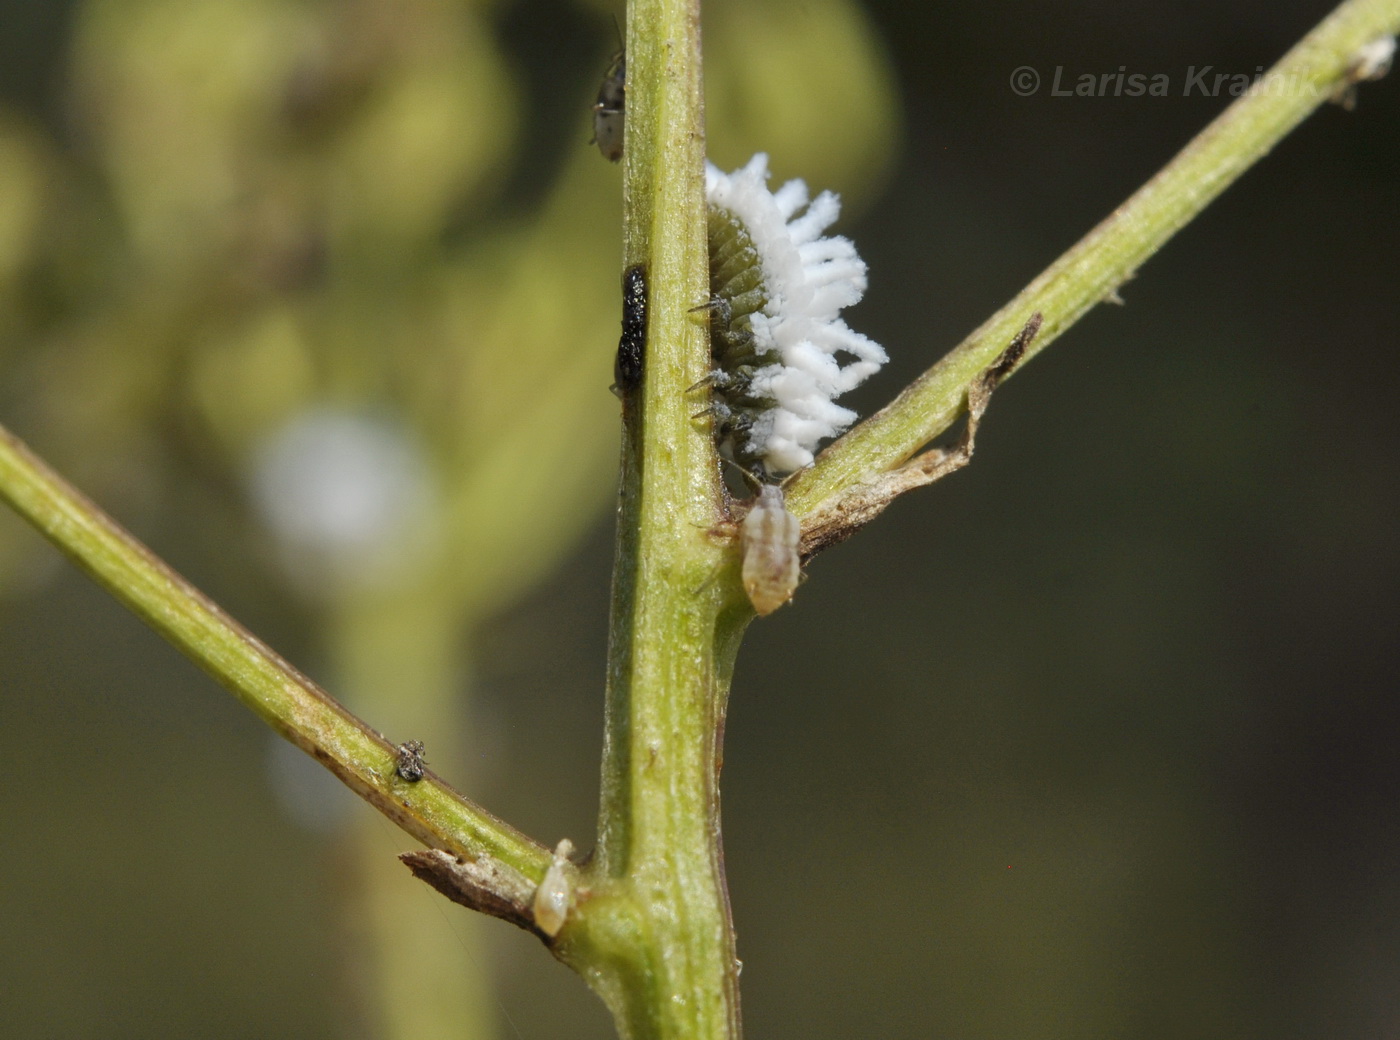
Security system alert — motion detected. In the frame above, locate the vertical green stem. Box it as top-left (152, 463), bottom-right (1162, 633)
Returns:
top-left (570, 0), bottom-right (746, 1036)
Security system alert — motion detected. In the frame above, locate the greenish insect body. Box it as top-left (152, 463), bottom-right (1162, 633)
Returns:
top-left (739, 484), bottom-right (801, 616)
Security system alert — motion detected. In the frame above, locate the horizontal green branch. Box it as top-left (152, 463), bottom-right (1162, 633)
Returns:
top-left (790, 0), bottom-right (1399, 541)
top-left (0, 423), bottom-right (550, 886)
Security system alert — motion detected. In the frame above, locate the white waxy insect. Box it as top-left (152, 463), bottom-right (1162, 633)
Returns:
top-left (532, 838), bottom-right (577, 938)
top-left (593, 51), bottom-right (625, 162)
top-left (699, 154), bottom-right (886, 476)
top-left (740, 484), bottom-right (801, 616)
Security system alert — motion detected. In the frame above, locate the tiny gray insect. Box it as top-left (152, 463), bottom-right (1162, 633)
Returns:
top-left (593, 50), bottom-right (625, 162)
top-left (739, 484), bottom-right (801, 616)
top-left (395, 740), bottom-right (426, 782)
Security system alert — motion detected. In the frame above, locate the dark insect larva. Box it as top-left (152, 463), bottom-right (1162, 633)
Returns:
top-left (395, 740), bottom-right (426, 782)
top-left (593, 51), bottom-right (625, 162)
top-left (697, 213), bottom-right (779, 474)
top-left (739, 484), bottom-right (801, 615)
top-left (613, 263), bottom-right (647, 396)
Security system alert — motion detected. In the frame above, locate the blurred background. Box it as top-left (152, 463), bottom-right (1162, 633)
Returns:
top-left (1, 0), bottom-right (1397, 1037)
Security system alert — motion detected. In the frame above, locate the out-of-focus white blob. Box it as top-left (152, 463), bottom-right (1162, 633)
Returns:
top-left (265, 735), bottom-right (358, 834)
top-left (250, 409), bottom-right (441, 597)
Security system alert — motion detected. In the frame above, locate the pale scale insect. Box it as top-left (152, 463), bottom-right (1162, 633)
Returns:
top-left (532, 838), bottom-right (577, 938)
top-left (739, 483), bottom-right (801, 616)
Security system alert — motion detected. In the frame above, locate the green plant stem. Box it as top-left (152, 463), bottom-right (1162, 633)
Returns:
top-left (0, 423), bottom-right (549, 886)
top-left (564, 0), bottom-right (743, 1037)
top-left (568, 2), bottom-right (1399, 1035)
top-left (788, 0), bottom-right (1400, 526)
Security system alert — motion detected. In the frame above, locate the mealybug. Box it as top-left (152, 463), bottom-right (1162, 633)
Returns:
top-left (532, 838), bottom-right (577, 938)
top-left (593, 51), bottom-right (625, 162)
top-left (699, 154), bottom-right (886, 476)
top-left (613, 263), bottom-right (646, 396)
top-left (740, 483), bottom-right (801, 616)
top-left (395, 740), bottom-right (426, 782)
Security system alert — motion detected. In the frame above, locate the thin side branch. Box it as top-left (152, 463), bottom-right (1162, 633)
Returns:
top-left (787, 0), bottom-right (1400, 543)
top-left (0, 423), bottom-right (552, 915)
top-left (800, 314), bottom-right (1041, 557)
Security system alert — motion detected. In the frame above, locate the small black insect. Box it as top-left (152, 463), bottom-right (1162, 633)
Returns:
top-left (593, 50), bottom-right (625, 162)
top-left (395, 740), bottom-right (426, 782)
top-left (612, 263), bottom-right (647, 396)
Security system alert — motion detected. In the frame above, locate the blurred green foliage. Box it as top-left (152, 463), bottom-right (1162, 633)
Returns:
top-left (0, 0), bottom-right (898, 1037)
top-left (0, 0), bottom-right (897, 614)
